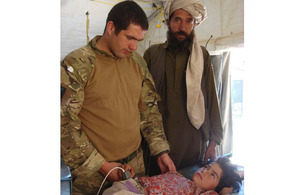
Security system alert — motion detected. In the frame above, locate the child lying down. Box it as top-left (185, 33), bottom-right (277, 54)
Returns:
top-left (103, 157), bottom-right (242, 195)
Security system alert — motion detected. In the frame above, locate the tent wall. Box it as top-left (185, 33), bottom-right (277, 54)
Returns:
top-left (61, 0), bottom-right (244, 59)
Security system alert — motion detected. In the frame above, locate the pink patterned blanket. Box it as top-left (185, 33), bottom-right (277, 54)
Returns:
top-left (138, 171), bottom-right (218, 195)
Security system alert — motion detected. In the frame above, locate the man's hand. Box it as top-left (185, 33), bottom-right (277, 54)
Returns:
top-left (157, 153), bottom-right (176, 174)
top-left (98, 161), bottom-right (123, 181)
top-left (204, 140), bottom-right (217, 163)
top-left (121, 164), bottom-right (135, 179)
top-left (219, 187), bottom-right (233, 195)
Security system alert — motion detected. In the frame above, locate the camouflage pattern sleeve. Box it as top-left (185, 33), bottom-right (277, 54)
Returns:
top-left (61, 46), bottom-right (105, 172)
top-left (133, 52), bottom-right (170, 156)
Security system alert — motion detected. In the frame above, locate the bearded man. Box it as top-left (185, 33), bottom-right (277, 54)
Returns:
top-left (143, 0), bottom-right (223, 175)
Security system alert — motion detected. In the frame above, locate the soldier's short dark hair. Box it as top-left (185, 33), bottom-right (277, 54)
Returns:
top-left (104, 0), bottom-right (149, 35)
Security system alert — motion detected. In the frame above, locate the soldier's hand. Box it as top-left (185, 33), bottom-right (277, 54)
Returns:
top-left (121, 164), bottom-right (135, 179)
top-left (98, 161), bottom-right (123, 181)
top-left (157, 153), bottom-right (176, 174)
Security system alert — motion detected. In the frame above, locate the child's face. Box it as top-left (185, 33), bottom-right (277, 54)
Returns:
top-left (192, 162), bottom-right (223, 191)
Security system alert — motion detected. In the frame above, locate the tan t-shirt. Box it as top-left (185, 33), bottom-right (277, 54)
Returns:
top-left (79, 50), bottom-right (143, 161)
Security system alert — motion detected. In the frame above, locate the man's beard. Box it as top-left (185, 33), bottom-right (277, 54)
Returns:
top-left (167, 29), bottom-right (194, 53)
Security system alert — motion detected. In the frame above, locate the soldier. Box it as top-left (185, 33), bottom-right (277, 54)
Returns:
top-left (61, 1), bottom-right (175, 194)
top-left (143, 0), bottom-right (223, 175)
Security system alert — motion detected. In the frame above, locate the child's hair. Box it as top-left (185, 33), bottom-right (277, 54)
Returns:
top-left (213, 157), bottom-right (242, 193)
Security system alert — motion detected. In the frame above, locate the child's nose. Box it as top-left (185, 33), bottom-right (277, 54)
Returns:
top-left (202, 169), bottom-right (208, 175)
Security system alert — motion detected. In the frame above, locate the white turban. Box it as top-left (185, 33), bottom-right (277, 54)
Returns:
top-left (164, 0), bottom-right (207, 25)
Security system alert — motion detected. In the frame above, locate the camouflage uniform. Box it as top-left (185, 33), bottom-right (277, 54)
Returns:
top-left (61, 36), bottom-right (170, 194)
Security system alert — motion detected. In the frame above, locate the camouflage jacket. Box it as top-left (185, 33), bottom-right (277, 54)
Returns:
top-left (61, 36), bottom-right (170, 172)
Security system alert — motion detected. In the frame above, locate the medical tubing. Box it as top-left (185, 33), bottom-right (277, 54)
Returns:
top-left (96, 166), bottom-right (125, 195)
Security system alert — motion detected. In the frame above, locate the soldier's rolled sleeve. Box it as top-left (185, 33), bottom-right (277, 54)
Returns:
top-left (139, 65), bottom-right (170, 156)
top-left (60, 51), bottom-right (105, 172)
